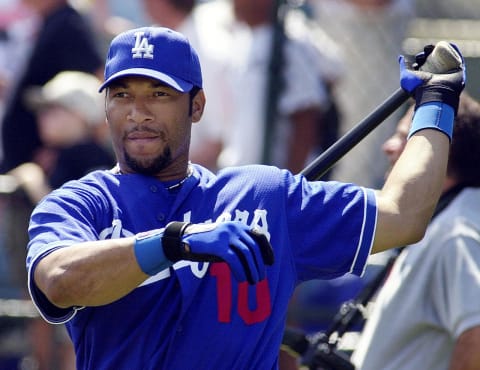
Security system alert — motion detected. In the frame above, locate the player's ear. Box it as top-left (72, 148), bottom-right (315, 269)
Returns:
top-left (191, 89), bottom-right (205, 123)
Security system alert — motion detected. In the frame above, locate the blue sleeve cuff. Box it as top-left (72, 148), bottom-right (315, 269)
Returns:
top-left (28, 250), bottom-right (77, 324)
top-left (408, 102), bottom-right (454, 141)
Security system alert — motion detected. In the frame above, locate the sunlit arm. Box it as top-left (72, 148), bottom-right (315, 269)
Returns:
top-left (33, 237), bottom-right (149, 308)
top-left (372, 129), bottom-right (449, 253)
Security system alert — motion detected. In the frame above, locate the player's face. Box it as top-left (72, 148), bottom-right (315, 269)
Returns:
top-left (105, 76), bottom-right (203, 177)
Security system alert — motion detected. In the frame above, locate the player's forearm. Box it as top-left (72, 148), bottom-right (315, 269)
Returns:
top-left (449, 326), bottom-right (480, 370)
top-left (34, 238), bottom-right (148, 308)
top-left (373, 129), bottom-right (449, 253)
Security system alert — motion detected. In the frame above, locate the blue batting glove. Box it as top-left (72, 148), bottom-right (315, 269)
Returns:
top-left (399, 54), bottom-right (424, 93)
top-left (399, 44), bottom-right (435, 93)
top-left (399, 43), bottom-right (466, 141)
top-left (399, 43), bottom-right (466, 113)
top-left (162, 221), bottom-right (274, 285)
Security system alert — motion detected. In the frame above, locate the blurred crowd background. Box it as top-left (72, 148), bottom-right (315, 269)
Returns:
top-left (0, 0), bottom-right (479, 369)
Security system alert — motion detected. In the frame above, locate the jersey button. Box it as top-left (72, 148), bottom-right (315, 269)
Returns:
top-left (157, 213), bottom-right (165, 221)
top-left (149, 185), bottom-right (158, 192)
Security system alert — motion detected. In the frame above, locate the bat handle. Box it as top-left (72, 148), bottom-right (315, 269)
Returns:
top-left (301, 88), bottom-right (410, 181)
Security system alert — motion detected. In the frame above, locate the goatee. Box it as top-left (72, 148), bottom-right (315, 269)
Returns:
top-left (124, 147), bottom-right (172, 176)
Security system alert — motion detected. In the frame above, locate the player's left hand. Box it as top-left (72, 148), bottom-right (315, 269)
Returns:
top-left (399, 43), bottom-right (465, 113)
top-left (162, 221), bottom-right (274, 285)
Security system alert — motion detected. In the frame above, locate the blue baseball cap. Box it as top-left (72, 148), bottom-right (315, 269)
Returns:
top-left (99, 27), bottom-right (202, 92)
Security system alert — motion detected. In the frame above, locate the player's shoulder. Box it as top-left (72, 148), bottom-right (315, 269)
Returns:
top-left (216, 164), bottom-right (292, 183)
top-left (69, 168), bottom-right (117, 184)
top-left (49, 169), bottom-right (118, 199)
top-left (31, 170), bottom-right (115, 217)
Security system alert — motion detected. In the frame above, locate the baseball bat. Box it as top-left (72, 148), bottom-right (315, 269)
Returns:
top-left (301, 41), bottom-right (462, 181)
top-left (301, 88), bottom-right (409, 180)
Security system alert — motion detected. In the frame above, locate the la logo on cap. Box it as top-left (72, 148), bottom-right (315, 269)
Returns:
top-left (132, 31), bottom-right (154, 59)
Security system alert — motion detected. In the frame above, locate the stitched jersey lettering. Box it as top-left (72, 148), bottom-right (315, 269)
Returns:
top-left (211, 262), bottom-right (271, 324)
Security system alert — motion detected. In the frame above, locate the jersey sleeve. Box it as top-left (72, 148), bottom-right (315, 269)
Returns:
top-left (28, 246), bottom-right (81, 324)
top-left (26, 185), bottom-right (107, 324)
top-left (286, 174), bottom-right (377, 282)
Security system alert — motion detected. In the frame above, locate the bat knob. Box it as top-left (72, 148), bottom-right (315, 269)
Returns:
top-left (420, 41), bottom-right (462, 74)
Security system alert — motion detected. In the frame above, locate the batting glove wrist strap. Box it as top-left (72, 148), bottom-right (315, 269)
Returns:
top-left (414, 80), bottom-right (461, 115)
top-left (162, 221), bottom-right (192, 262)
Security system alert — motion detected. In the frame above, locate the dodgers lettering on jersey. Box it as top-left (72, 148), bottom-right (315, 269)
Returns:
top-left (26, 164), bottom-right (377, 370)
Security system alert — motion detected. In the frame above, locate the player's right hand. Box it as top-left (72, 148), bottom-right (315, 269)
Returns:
top-left (162, 221), bottom-right (274, 285)
top-left (399, 43), bottom-right (465, 113)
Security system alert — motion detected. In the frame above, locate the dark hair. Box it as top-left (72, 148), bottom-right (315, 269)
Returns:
top-left (448, 91), bottom-right (480, 186)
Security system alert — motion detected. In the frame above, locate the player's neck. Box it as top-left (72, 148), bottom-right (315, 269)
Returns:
top-left (112, 162), bottom-right (192, 183)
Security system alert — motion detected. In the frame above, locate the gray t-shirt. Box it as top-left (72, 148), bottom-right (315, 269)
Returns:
top-left (352, 188), bottom-right (480, 370)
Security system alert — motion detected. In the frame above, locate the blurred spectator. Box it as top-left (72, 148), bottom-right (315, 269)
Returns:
top-left (0, 0), bottom-right (37, 98)
top-left (282, 5), bottom-right (345, 177)
top-left (9, 70), bottom-right (114, 203)
top-left (0, 0), bottom-right (38, 162)
top-left (85, 0), bottom-right (146, 48)
top-left (216, 0), bottom-right (329, 173)
top-left (352, 92), bottom-right (480, 370)
top-left (141, 0), bottom-right (231, 171)
top-left (309, 0), bottom-right (415, 186)
top-left (0, 0), bottom-right (103, 173)
top-left (99, 0), bottom-right (146, 25)
top-left (4, 70), bottom-right (114, 370)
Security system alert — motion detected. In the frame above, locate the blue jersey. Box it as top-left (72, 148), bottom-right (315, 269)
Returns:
top-left (27, 164), bottom-right (376, 370)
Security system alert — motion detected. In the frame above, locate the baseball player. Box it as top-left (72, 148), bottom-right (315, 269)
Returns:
top-left (26, 27), bottom-right (465, 369)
